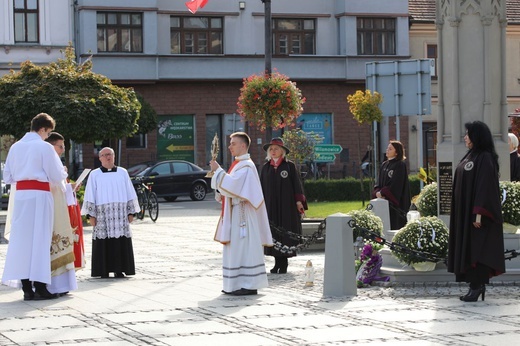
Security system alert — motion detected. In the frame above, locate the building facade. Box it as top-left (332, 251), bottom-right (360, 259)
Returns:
top-left (73, 0), bottom-right (411, 176)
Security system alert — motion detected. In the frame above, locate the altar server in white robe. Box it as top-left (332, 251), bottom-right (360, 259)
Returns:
top-left (81, 147), bottom-right (140, 279)
top-left (45, 132), bottom-right (78, 296)
top-left (1, 113), bottom-right (68, 301)
top-left (210, 132), bottom-right (273, 296)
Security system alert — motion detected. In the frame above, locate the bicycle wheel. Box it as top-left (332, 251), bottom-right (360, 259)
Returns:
top-left (136, 190), bottom-right (146, 220)
top-left (148, 192), bottom-right (159, 222)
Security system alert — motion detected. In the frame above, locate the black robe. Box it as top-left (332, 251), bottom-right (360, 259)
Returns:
top-left (448, 150), bottom-right (505, 284)
top-left (373, 158), bottom-right (411, 230)
top-left (260, 159), bottom-right (305, 257)
top-left (510, 151), bottom-right (520, 182)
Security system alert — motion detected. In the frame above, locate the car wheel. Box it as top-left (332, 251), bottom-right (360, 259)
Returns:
top-left (190, 183), bottom-right (206, 201)
top-left (164, 196), bottom-right (178, 202)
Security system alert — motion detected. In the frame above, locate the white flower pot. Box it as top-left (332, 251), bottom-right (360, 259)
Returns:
top-left (503, 223), bottom-right (519, 234)
top-left (412, 261), bottom-right (436, 272)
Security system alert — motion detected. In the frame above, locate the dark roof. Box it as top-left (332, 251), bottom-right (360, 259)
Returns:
top-left (409, 0), bottom-right (520, 24)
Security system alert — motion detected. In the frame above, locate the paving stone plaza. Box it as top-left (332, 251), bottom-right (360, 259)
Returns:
top-left (1, 199), bottom-right (520, 345)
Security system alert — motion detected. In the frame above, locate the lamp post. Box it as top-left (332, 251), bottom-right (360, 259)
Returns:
top-left (261, 0), bottom-right (273, 141)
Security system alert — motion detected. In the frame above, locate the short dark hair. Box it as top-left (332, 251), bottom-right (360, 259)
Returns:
top-left (30, 113), bottom-right (55, 132)
top-left (45, 132), bottom-right (64, 145)
top-left (230, 132), bottom-right (251, 149)
top-left (390, 140), bottom-right (406, 161)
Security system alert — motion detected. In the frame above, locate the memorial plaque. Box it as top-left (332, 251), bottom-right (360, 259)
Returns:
top-left (438, 162), bottom-right (453, 215)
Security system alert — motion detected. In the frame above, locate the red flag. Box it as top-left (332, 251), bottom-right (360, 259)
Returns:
top-left (185, 0), bottom-right (208, 14)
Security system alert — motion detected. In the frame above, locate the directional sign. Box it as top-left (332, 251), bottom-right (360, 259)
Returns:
top-left (315, 153), bottom-right (336, 162)
top-left (315, 144), bottom-right (343, 154)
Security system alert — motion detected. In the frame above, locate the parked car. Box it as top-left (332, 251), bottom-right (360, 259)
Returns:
top-left (128, 160), bottom-right (212, 201)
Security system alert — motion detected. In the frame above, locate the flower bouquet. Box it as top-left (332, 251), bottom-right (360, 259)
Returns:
top-left (391, 216), bottom-right (448, 268)
top-left (500, 181), bottom-right (520, 233)
top-left (237, 71), bottom-right (305, 131)
top-left (355, 243), bottom-right (388, 287)
top-left (348, 209), bottom-right (383, 242)
top-left (415, 182), bottom-right (438, 217)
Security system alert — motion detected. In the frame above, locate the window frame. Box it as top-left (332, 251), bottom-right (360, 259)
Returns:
top-left (97, 12), bottom-right (143, 53)
top-left (272, 18), bottom-right (316, 55)
top-left (170, 16), bottom-right (223, 55)
top-left (126, 133), bottom-right (147, 149)
top-left (14, 0), bottom-right (39, 43)
top-left (357, 17), bottom-right (396, 55)
top-left (426, 44), bottom-right (438, 78)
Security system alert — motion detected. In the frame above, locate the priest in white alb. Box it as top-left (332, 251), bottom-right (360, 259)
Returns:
top-left (210, 132), bottom-right (273, 296)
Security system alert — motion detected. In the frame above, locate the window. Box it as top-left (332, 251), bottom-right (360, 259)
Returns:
top-left (150, 163), bottom-right (171, 176)
top-left (170, 16), bottom-right (223, 54)
top-left (172, 162), bottom-right (191, 173)
top-left (14, 0), bottom-right (39, 43)
top-left (273, 19), bottom-right (315, 55)
top-left (126, 133), bottom-right (146, 149)
top-left (97, 12), bottom-right (143, 52)
top-left (427, 44), bottom-right (438, 77)
top-left (357, 18), bottom-right (396, 55)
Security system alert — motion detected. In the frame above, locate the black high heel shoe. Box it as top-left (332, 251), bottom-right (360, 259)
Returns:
top-left (460, 285), bottom-right (486, 302)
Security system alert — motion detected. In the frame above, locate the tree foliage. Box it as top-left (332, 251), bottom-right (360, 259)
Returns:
top-left (135, 93), bottom-right (157, 134)
top-left (346, 90), bottom-right (383, 125)
top-left (282, 128), bottom-right (323, 166)
top-left (0, 45), bottom-right (141, 143)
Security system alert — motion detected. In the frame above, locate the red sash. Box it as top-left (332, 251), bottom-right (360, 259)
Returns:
top-left (17, 180), bottom-right (50, 191)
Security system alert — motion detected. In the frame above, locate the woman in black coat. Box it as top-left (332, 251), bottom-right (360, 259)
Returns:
top-left (448, 121), bottom-right (505, 302)
top-left (372, 140), bottom-right (411, 230)
top-left (260, 138), bottom-right (306, 274)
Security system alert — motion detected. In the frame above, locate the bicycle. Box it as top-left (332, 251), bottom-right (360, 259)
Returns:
top-left (133, 176), bottom-right (159, 222)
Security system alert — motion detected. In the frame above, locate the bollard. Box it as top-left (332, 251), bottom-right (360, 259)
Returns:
top-left (369, 198), bottom-right (391, 235)
top-left (323, 213), bottom-right (357, 297)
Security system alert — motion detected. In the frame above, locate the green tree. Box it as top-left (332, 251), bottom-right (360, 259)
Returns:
top-left (282, 128), bottom-right (323, 178)
top-left (0, 45), bottom-right (142, 166)
top-left (135, 93), bottom-right (157, 135)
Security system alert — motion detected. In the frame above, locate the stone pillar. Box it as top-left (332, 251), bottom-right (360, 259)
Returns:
top-left (323, 213), bottom-right (357, 297)
top-left (436, 0), bottom-right (509, 222)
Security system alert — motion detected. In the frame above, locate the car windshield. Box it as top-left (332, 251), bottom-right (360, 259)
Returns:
top-left (128, 163), bottom-right (152, 177)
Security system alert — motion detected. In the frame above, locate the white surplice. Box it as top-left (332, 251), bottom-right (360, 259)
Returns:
top-left (211, 154), bottom-right (273, 293)
top-left (1, 132), bottom-right (68, 287)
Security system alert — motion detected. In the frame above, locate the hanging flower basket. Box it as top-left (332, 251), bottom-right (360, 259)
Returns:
top-left (237, 71), bottom-right (305, 131)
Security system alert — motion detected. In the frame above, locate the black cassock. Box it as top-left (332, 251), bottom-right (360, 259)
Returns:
top-left (510, 151), bottom-right (520, 182)
top-left (448, 150), bottom-right (505, 283)
top-left (373, 159), bottom-right (411, 230)
top-left (260, 159), bottom-right (305, 257)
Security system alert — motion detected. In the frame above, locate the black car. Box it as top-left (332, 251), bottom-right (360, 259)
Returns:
top-left (129, 160), bottom-right (212, 201)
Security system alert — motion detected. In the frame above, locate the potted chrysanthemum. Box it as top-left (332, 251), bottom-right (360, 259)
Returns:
top-left (500, 181), bottom-right (520, 233)
top-left (348, 209), bottom-right (383, 241)
top-left (391, 216), bottom-right (449, 271)
top-left (415, 182), bottom-right (438, 217)
top-left (237, 70), bottom-right (305, 131)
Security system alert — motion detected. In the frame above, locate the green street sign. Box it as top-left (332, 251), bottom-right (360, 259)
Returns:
top-left (315, 153), bottom-right (336, 162)
top-left (315, 144), bottom-right (343, 154)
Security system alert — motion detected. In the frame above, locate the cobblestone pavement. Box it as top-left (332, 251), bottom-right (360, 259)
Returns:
top-left (1, 202), bottom-right (520, 345)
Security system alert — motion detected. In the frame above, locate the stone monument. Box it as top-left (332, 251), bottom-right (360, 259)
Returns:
top-left (436, 0), bottom-right (509, 224)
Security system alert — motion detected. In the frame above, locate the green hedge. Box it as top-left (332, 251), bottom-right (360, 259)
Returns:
top-left (303, 176), bottom-right (421, 202)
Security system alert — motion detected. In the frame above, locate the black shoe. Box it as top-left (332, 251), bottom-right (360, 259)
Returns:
top-left (115, 273), bottom-right (125, 278)
top-left (58, 292), bottom-right (69, 297)
top-left (100, 274), bottom-right (109, 278)
top-left (231, 288), bottom-right (258, 296)
top-left (21, 279), bottom-right (34, 301)
top-left (270, 266), bottom-right (280, 274)
top-left (221, 290), bottom-right (232, 295)
top-left (460, 285), bottom-right (486, 302)
top-left (23, 292), bottom-right (34, 301)
top-left (33, 290), bottom-right (59, 300)
top-left (279, 257), bottom-right (288, 274)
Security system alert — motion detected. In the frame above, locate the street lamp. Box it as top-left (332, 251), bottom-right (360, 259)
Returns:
top-left (261, 0), bottom-right (273, 140)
